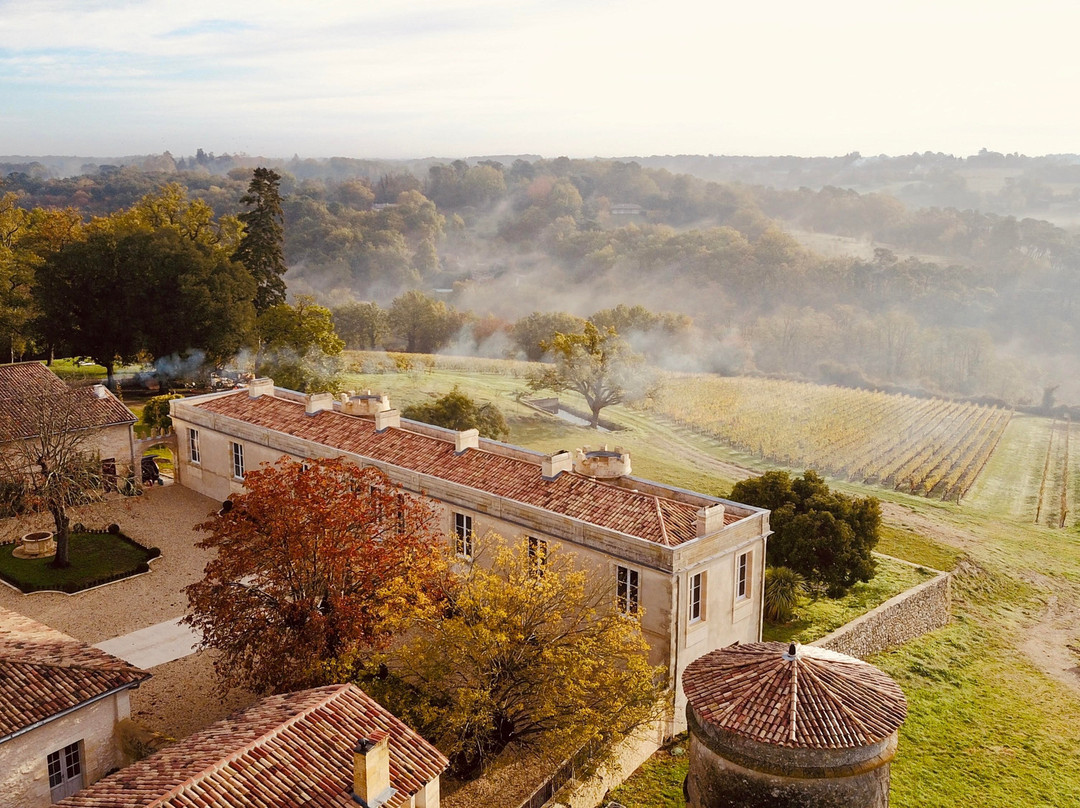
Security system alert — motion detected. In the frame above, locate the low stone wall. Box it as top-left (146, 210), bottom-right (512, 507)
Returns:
top-left (813, 570), bottom-right (952, 659)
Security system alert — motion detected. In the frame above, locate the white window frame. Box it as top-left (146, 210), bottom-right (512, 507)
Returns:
top-left (231, 442), bottom-right (245, 480)
top-left (689, 571), bottom-right (704, 623)
top-left (188, 428), bottom-right (200, 464)
top-left (616, 565), bottom-right (640, 615)
top-left (736, 551), bottom-right (750, 601)
top-left (48, 741), bottom-right (83, 802)
top-left (454, 512), bottom-right (473, 559)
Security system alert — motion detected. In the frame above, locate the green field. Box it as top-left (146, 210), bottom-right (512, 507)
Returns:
top-left (340, 354), bottom-right (1080, 808)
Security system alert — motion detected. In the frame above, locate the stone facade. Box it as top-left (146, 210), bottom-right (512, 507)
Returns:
top-left (0, 691), bottom-right (133, 808)
top-left (169, 384), bottom-right (771, 731)
top-left (815, 570), bottom-right (952, 660)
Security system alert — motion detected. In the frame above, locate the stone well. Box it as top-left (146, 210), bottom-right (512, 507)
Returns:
top-left (682, 641), bottom-right (907, 808)
top-left (14, 531), bottom-right (57, 559)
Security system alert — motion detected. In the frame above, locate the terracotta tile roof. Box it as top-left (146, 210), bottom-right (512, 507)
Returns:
top-left (58, 684), bottom-right (448, 808)
top-left (682, 642), bottom-right (907, 749)
top-left (0, 362), bottom-right (135, 443)
top-left (0, 606), bottom-right (150, 742)
top-left (192, 391), bottom-right (736, 546)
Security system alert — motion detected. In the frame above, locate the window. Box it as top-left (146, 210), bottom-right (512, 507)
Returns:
top-left (736, 552), bottom-right (749, 601)
top-left (528, 536), bottom-right (548, 576)
top-left (454, 512), bottom-right (473, 559)
top-left (689, 571), bottom-right (704, 623)
top-left (48, 741), bottom-right (83, 802)
top-left (231, 442), bottom-right (245, 480)
top-left (616, 565), bottom-right (639, 615)
top-left (189, 428), bottom-right (200, 464)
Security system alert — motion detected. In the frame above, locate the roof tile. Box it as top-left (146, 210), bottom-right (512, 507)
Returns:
top-left (59, 684), bottom-right (448, 808)
top-left (193, 392), bottom-right (737, 546)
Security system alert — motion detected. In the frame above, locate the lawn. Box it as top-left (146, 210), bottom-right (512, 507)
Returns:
top-left (762, 557), bottom-right (938, 645)
top-left (0, 531), bottom-right (158, 593)
top-left (342, 359), bottom-right (1080, 806)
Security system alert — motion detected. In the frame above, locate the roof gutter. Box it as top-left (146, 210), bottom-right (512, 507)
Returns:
top-left (0, 675), bottom-right (149, 746)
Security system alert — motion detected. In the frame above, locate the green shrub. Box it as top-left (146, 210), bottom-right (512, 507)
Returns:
top-left (764, 566), bottom-right (806, 624)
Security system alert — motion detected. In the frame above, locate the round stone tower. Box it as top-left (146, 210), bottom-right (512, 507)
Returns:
top-left (682, 641), bottom-right (907, 808)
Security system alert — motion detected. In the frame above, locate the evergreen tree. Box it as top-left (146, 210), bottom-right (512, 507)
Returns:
top-left (234, 167), bottom-right (287, 312)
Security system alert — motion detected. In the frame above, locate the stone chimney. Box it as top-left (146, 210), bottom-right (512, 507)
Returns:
top-left (305, 392), bottom-right (334, 416)
top-left (353, 732), bottom-right (395, 808)
top-left (374, 409), bottom-right (401, 432)
top-left (573, 446), bottom-right (631, 479)
top-left (247, 378), bottom-right (275, 398)
top-left (91, 384), bottom-right (109, 399)
top-left (542, 450), bottom-right (573, 480)
top-left (695, 504), bottom-right (726, 537)
top-left (455, 428), bottom-right (479, 454)
top-left (341, 390), bottom-right (392, 417)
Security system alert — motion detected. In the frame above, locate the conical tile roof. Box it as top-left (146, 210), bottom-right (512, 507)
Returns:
top-left (683, 642), bottom-right (907, 749)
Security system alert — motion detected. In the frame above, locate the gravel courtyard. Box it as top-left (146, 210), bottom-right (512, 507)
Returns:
top-left (0, 483), bottom-right (258, 736)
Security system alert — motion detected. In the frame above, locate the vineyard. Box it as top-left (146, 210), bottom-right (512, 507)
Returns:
top-left (651, 375), bottom-right (1012, 501)
top-left (1034, 416), bottom-right (1076, 528)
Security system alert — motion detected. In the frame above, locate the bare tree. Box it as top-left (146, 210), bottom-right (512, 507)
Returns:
top-left (0, 386), bottom-right (107, 568)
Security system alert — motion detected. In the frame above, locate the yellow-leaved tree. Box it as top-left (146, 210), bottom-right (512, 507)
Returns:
top-left (355, 539), bottom-right (667, 779)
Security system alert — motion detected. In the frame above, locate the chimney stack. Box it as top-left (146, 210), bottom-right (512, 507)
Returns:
top-left (374, 409), bottom-right (401, 432)
top-left (247, 378), bottom-right (275, 398)
top-left (455, 428), bottom-right (479, 454)
top-left (695, 504), bottom-right (726, 537)
top-left (542, 450), bottom-right (573, 480)
top-left (305, 391), bottom-right (334, 416)
top-left (353, 732), bottom-right (395, 807)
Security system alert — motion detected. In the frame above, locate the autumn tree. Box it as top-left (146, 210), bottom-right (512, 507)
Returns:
top-left (730, 470), bottom-right (879, 597)
top-left (255, 295), bottom-right (345, 392)
top-left (0, 383), bottom-right (109, 567)
top-left (184, 458), bottom-right (449, 695)
top-left (332, 301), bottom-right (388, 350)
top-left (234, 167), bottom-right (287, 313)
top-left (402, 387), bottom-right (509, 440)
top-left (361, 540), bottom-right (665, 777)
top-left (528, 322), bottom-right (653, 428)
top-left (510, 310), bottom-right (587, 361)
top-left (387, 289), bottom-right (466, 353)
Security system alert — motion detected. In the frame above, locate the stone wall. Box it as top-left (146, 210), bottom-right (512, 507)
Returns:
top-left (813, 570), bottom-right (952, 659)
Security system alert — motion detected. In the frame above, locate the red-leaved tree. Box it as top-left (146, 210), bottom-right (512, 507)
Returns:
top-left (184, 457), bottom-right (449, 695)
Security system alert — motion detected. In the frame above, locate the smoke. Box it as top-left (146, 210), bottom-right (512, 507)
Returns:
top-left (153, 350), bottom-right (208, 383)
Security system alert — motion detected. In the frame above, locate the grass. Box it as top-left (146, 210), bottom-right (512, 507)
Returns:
top-left (342, 359), bottom-right (1080, 806)
top-left (877, 524), bottom-right (962, 571)
top-left (606, 735), bottom-right (689, 808)
top-left (762, 557), bottom-right (937, 644)
top-left (0, 531), bottom-right (156, 593)
top-left (876, 590), bottom-right (1080, 808)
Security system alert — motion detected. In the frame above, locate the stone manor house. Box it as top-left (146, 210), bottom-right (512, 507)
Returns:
top-left (169, 380), bottom-right (771, 727)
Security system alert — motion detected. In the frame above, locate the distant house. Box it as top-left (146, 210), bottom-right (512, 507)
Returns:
top-left (170, 381), bottom-right (770, 734)
top-left (609, 202), bottom-right (644, 216)
top-left (0, 362), bottom-right (138, 483)
top-left (58, 684), bottom-right (448, 808)
top-left (0, 606), bottom-right (149, 806)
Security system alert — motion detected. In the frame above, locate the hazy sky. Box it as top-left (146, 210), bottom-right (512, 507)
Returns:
top-left (2, 0), bottom-right (1078, 160)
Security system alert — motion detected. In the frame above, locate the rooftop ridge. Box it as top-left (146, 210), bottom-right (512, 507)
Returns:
top-left (185, 390), bottom-right (746, 547)
top-left (142, 684), bottom-right (350, 807)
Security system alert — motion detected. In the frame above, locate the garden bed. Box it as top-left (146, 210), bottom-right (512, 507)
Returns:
top-left (0, 528), bottom-right (160, 594)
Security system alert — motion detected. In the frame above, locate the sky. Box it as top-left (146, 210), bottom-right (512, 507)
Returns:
top-left (2, 0), bottom-right (1079, 160)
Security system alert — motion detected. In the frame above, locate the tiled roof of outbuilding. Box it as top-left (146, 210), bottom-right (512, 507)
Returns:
top-left (58, 684), bottom-right (448, 808)
top-left (192, 391), bottom-right (738, 546)
top-left (0, 606), bottom-right (149, 742)
top-left (0, 362), bottom-right (135, 443)
top-left (682, 642), bottom-right (907, 749)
